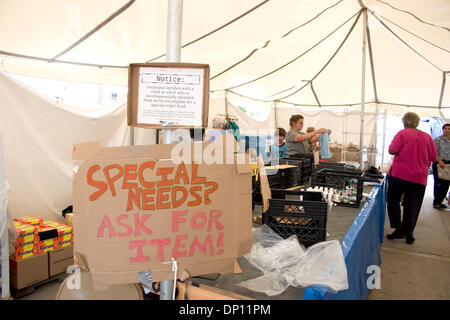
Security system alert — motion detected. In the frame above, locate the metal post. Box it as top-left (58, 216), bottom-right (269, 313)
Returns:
top-left (274, 101), bottom-right (278, 130)
top-left (130, 126), bottom-right (134, 146)
top-left (162, 0), bottom-right (184, 145)
top-left (360, 9), bottom-right (368, 167)
top-left (159, 0), bottom-right (183, 300)
top-left (0, 133), bottom-right (9, 299)
top-left (166, 0), bottom-right (183, 62)
top-left (381, 108), bottom-right (387, 168)
top-left (224, 90), bottom-right (229, 115)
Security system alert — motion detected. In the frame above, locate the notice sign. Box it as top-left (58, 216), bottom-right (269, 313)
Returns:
top-left (128, 63), bottom-right (209, 129)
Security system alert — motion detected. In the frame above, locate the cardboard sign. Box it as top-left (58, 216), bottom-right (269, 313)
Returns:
top-left (128, 63), bottom-right (209, 129)
top-left (257, 156), bottom-right (271, 213)
top-left (72, 136), bottom-right (252, 288)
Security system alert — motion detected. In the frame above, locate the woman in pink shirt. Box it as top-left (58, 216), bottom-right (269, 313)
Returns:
top-left (387, 112), bottom-right (437, 244)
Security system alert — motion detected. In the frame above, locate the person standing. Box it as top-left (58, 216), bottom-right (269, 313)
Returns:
top-left (432, 123), bottom-right (450, 209)
top-left (269, 128), bottom-right (287, 160)
top-left (306, 126), bottom-right (318, 153)
top-left (205, 116), bottom-right (225, 142)
top-left (386, 112), bottom-right (437, 244)
top-left (285, 114), bottom-right (328, 156)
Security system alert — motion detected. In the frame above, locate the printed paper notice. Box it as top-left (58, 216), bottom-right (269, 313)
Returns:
top-left (137, 67), bottom-right (205, 126)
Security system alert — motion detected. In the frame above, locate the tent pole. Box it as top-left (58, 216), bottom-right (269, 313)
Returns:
top-left (381, 108), bottom-right (387, 168)
top-left (162, 0), bottom-right (183, 145)
top-left (274, 101), bottom-right (278, 130)
top-left (130, 126), bottom-right (134, 146)
top-left (343, 108), bottom-right (348, 162)
top-left (225, 90), bottom-right (229, 115)
top-left (360, 8), bottom-right (368, 168)
top-left (160, 0), bottom-right (183, 300)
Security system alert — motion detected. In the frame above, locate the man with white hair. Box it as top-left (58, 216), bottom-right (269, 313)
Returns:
top-left (205, 116), bottom-right (225, 142)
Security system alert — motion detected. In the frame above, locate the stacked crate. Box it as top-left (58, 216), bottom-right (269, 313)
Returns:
top-left (263, 189), bottom-right (328, 247)
top-left (312, 167), bottom-right (364, 208)
top-left (285, 154), bottom-right (314, 185)
top-left (311, 161), bottom-right (346, 186)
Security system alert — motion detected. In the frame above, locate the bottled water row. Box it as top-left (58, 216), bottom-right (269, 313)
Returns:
top-left (301, 186), bottom-right (358, 204)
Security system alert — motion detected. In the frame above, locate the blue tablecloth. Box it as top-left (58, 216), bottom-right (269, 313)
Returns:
top-left (303, 179), bottom-right (387, 300)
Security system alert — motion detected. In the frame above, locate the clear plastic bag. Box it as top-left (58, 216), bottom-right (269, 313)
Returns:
top-left (291, 240), bottom-right (348, 291)
top-left (245, 225), bottom-right (305, 274)
top-left (239, 225), bottom-right (348, 296)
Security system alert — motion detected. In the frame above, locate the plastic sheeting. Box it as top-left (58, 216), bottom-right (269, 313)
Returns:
top-left (303, 178), bottom-right (386, 300)
top-left (240, 225), bottom-right (348, 296)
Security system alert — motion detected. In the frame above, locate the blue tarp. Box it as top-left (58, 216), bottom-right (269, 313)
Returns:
top-left (303, 179), bottom-right (387, 300)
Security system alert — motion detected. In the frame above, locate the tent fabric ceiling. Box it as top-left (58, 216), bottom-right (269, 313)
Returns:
top-left (0, 0), bottom-right (449, 108)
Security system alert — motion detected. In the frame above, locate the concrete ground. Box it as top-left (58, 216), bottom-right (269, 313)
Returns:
top-left (369, 175), bottom-right (450, 300)
top-left (13, 176), bottom-right (450, 300)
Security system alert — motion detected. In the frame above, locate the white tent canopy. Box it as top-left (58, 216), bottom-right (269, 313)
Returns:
top-left (1, 0), bottom-right (449, 108)
top-left (0, 0), bottom-right (449, 220)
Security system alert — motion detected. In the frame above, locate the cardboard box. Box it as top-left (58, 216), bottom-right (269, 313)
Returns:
top-left (329, 146), bottom-right (343, 163)
top-left (43, 220), bottom-right (74, 249)
top-left (12, 221), bottom-right (39, 259)
top-left (16, 216), bottom-right (43, 227)
top-left (72, 136), bottom-right (253, 288)
top-left (48, 245), bottom-right (74, 277)
top-left (345, 143), bottom-right (359, 152)
top-left (331, 152), bottom-right (342, 162)
top-left (344, 151), bottom-right (360, 163)
top-left (14, 249), bottom-right (34, 260)
top-left (36, 226), bottom-right (59, 254)
top-left (9, 253), bottom-right (49, 289)
top-left (37, 238), bottom-right (55, 254)
top-left (14, 241), bottom-right (36, 260)
top-left (13, 221), bottom-right (38, 244)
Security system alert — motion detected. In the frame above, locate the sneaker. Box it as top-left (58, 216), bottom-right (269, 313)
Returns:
top-left (433, 203), bottom-right (447, 210)
top-left (386, 229), bottom-right (404, 240)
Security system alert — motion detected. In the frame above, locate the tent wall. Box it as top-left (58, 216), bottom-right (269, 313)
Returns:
top-left (211, 92), bottom-right (378, 147)
top-left (1, 69), bottom-right (449, 220)
top-left (276, 103), bottom-right (377, 148)
top-left (0, 72), bottom-right (154, 221)
top-left (0, 70), bottom-right (381, 221)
